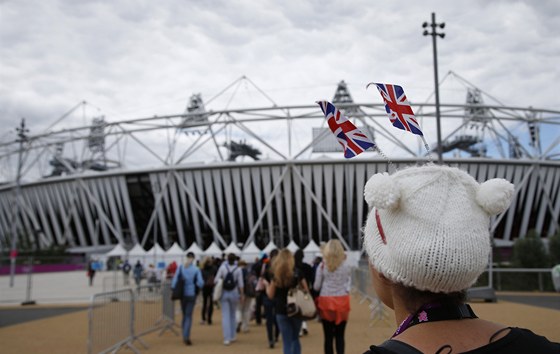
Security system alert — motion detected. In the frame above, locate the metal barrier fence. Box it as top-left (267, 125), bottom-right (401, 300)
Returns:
top-left (160, 279), bottom-right (181, 335)
top-left (88, 280), bottom-right (179, 354)
top-left (88, 288), bottom-right (138, 354)
top-left (351, 267), bottom-right (390, 326)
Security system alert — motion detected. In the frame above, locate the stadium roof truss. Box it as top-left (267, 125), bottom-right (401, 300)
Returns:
top-left (0, 84), bottom-right (559, 252)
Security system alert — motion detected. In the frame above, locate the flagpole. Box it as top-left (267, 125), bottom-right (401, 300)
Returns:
top-left (423, 13), bottom-right (445, 164)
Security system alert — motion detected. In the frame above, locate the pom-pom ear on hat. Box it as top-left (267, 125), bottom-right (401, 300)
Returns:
top-left (363, 172), bottom-right (400, 210)
top-left (476, 179), bottom-right (514, 215)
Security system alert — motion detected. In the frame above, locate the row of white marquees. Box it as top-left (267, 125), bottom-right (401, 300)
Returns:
top-left (101, 239), bottom-right (362, 268)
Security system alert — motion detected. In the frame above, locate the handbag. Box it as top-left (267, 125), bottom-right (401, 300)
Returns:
top-left (213, 278), bottom-right (223, 302)
top-left (255, 264), bottom-right (266, 291)
top-left (286, 286), bottom-right (317, 320)
top-left (171, 266), bottom-right (184, 300)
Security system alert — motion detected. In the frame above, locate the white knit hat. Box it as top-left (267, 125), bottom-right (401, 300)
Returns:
top-left (362, 164), bottom-right (514, 293)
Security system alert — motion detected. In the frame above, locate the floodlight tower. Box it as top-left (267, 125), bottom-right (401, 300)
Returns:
top-left (423, 13), bottom-right (445, 164)
top-left (9, 118), bottom-right (29, 287)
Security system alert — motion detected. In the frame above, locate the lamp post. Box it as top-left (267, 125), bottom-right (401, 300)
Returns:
top-left (423, 13), bottom-right (445, 164)
top-left (9, 118), bottom-right (29, 287)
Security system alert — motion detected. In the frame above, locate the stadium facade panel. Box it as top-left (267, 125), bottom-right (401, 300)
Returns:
top-left (1, 158), bottom-right (558, 252)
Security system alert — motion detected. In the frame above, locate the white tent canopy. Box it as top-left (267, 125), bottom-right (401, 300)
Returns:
top-left (166, 242), bottom-right (185, 255)
top-left (224, 242), bottom-right (242, 255)
top-left (186, 243), bottom-right (204, 260)
top-left (262, 241), bottom-right (277, 255)
top-left (105, 244), bottom-right (127, 257)
top-left (128, 243), bottom-right (148, 266)
top-left (286, 240), bottom-right (300, 253)
top-left (146, 243), bottom-right (166, 268)
top-left (241, 241), bottom-right (261, 262)
top-left (165, 242), bottom-right (185, 265)
top-left (203, 242), bottom-right (222, 257)
top-left (303, 240), bottom-right (322, 263)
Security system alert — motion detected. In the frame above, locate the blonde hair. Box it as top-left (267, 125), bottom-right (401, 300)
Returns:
top-left (272, 249), bottom-right (294, 288)
top-left (323, 239), bottom-right (345, 272)
top-left (200, 256), bottom-right (212, 269)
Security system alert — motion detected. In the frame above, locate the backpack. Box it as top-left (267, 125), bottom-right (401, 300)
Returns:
top-left (123, 263), bottom-right (131, 273)
top-left (203, 267), bottom-right (215, 288)
top-left (222, 265), bottom-right (237, 291)
top-left (244, 268), bottom-right (258, 297)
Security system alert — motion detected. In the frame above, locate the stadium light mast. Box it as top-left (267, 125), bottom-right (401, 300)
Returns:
top-left (423, 12), bottom-right (445, 164)
top-left (9, 118), bottom-right (29, 287)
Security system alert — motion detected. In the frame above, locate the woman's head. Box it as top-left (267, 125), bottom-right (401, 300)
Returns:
top-left (272, 248), bottom-right (295, 288)
top-left (200, 256), bottom-right (212, 269)
top-left (323, 239), bottom-right (346, 272)
top-left (363, 164), bottom-right (514, 294)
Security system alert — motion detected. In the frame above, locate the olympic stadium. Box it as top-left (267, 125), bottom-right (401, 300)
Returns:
top-left (0, 75), bottom-right (559, 256)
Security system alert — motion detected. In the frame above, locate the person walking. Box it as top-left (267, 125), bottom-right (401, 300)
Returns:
top-left (122, 259), bottom-right (131, 285)
top-left (215, 253), bottom-right (244, 345)
top-left (133, 260), bottom-right (143, 288)
top-left (294, 249), bottom-right (314, 336)
top-left (264, 249), bottom-right (309, 354)
top-left (237, 259), bottom-right (256, 333)
top-left (87, 259), bottom-right (96, 286)
top-left (251, 253), bottom-right (268, 325)
top-left (263, 249), bottom-right (280, 348)
top-left (171, 252), bottom-right (203, 346)
top-left (361, 164), bottom-right (559, 353)
top-left (313, 239), bottom-right (351, 354)
top-left (200, 256), bottom-right (216, 325)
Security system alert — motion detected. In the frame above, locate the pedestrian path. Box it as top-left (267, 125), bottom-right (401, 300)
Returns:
top-left (1, 271), bottom-right (560, 354)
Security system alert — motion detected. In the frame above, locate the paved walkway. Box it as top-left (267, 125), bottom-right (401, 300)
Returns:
top-left (1, 271), bottom-right (559, 353)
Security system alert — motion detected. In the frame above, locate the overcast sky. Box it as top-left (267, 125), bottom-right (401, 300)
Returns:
top-left (1, 0), bottom-right (559, 155)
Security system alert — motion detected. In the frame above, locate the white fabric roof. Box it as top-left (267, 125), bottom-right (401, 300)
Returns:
top-left (203, 242), bottom-right (222, 256)
top-left (303, 239), bottom-right (321, 253)
top-left (303, 240), bottom-right (322, 263)
top-left (262, 241), bottom-right (277, 254)
top-left (165, 242), bottom-right (186, 265)
top-left (165, 242), bottom-right (185, 255)
top-left (186, 242), bottom-right (204, 255)
top-left (286, 240), bottom-right (300, 253)
top-left (105, 244), bottom-right (127, 257)
top-left (224, 242), bottom-right (242, 255)
top-left (146, 243), bottom-right (165, 255)
top-left (128, 243), bottom-right (147, 256)
top-left (241, 241), bottom-right (261, 261)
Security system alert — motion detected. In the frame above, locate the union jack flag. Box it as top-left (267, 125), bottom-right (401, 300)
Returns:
top-left (373, 83), bottom-right (423, 136)
top-left (316, 101), bottom-right (375, 158)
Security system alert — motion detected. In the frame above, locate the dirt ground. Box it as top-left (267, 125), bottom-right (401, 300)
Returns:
top-left (0, 293), bottom-right (559, 354)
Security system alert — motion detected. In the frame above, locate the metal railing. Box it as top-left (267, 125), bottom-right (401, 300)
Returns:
top-left (88, 288), bottom-right (138, 354)
top-left (351, 267), bottom-right (390, 326)
top-left (482, 268), bottom-right (556, 292)
top-left (88, 281), bottom-right (179, 354)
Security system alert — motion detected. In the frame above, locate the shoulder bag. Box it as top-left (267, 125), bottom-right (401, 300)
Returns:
top-left (171, 266), bottom-right (184, 300)
top-left (287, 286), bottom-right (317, 320)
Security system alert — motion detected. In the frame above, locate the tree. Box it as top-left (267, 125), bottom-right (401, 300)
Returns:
top-left (512, 229), bottom-right (549, 268)
top-left (549, 231), bottom-right (560, 266)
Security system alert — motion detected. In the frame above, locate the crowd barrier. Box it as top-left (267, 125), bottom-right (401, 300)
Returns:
top-left (351, 266), bottom-right (390, 326)
top-left (88, 280), bottom-right (179, 354)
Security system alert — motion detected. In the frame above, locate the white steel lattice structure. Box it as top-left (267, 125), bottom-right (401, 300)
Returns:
top-left (0, 78), bottom-right (559, 252)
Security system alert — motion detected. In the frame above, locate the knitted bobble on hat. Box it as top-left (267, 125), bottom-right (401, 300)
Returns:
top-left (363, 172), bottom-right (400, 210)
top-left (476, 179), bottom-right (514, 215)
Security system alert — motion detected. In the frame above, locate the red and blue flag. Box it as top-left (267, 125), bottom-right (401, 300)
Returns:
top-left (372, 83), bottom-right (423, 136)
top-left (316, 101), bottom-right (375, 158)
